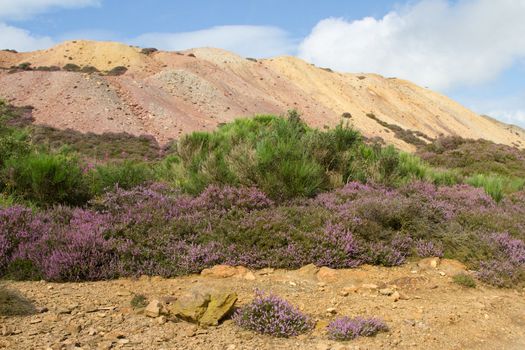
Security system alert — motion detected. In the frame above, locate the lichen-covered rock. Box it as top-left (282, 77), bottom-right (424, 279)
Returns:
top-left (199, 292), bottom-right (238, 326)
top-left (170, 292), bottom-right (211, 322)
top-left (170, 290), bottom-right (237, 326)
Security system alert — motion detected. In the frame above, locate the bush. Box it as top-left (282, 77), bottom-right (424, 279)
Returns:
top-left (130, 294), bottom-right (148, 308)
top-left (140, 48), bottom-right (158, 55)
top-left (17, 62), bottom-right (32, 71)
top-left (452, 273), bottom-right (476, 288)
top-left (233, 290), bottom-right (313, 337)
top-left (106, 66), bottom-right (128, 76)
top-left (1, 152), bottom-right (90, 206)
top-left (174, 113), bottom-right (362, 200)
top-left (0, 287), bottom-right (36, 316)
top-left (326, 316), bottom-right (388, 341)
top-left (477, 260), bottom-right (524, 288)
top-left (89, 160), bottom-right (153, 195)
top-left (80, 65), bottom-right (99, 74)
top-left (63, 63), bottom-right (81, 72)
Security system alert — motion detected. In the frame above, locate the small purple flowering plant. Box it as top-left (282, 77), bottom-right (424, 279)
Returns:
top-left (233, 290), bottom-right (313, 337)
top-left (326, 316), bottom-right (389, 341)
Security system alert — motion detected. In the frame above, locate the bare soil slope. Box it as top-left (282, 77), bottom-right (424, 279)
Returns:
top-left (1, 262), bottom-right (524, 350)
top-left (1, 41), bottom-right (524, 151)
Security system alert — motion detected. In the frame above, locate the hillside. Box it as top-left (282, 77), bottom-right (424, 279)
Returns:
top-left (1, 40), bottom-right (524, 151)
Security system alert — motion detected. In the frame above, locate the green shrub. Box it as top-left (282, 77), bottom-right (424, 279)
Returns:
top-left (63, 63), bottom-right (81, 72)
top-left (173, 113), bottom-right (362, 200)
top-left (452, 273), bottom-right (476, 288)
top-left (2, 259), bottom-right (42, 281)
top-left (466, 174), bottom-right (499, 201)
top-left (106, 66), bottom-right (128, 76)
top-left (90, 160), bottom-right (153, 195)
top-left (1, 152), bottom-right (89, 206)
top-left (0, 287), bottom-right (36, 316)
top-left (130, 294), bottom-right (148, 309)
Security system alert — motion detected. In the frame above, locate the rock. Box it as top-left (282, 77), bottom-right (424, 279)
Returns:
top-left (417, 257), bottom-right (440, 270)
top-left (439, 259), bottom-right (467, 275)
top-left (391, 291), bottom-right (401, 302)
top-left (326, 307), bottom-right (337, 315)
top-left (157, 315), bottom-right (167, 325)
top-left (360, 283), bottom-right (379, 290)
top-left (297, 263), bottom-right (320, 278)
top-left (171, 292), bottom-right (211, 322)
top-left (144, 300), bottom-right (163, 318)
top-left (379, 288), bottom-right (395, 296)
top-left (244, 271), bottom-right (256, 281)
top-left (256, 268), bottom-right (274, 276)
top-left (339, 290), bottom-right (349, 297)
top-left (200, 265), bottom-right (247, 278)
top-left (199, 292), bottom-right (238, 326)
top-left (317, 267), bottom-right (339, 283)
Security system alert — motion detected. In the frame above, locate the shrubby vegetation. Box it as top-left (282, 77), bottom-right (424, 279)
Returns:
top-left (233, 290), bottom-right (313, 337)
top-left (1, 101), bottom-right (524, 287)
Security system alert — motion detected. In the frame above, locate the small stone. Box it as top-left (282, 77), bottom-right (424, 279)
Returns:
top-left (30, 318), bottom-right (42, 324)
top-left (244, 271), bottom-right (256, 281)
top-left (117, 290), bottom-right (131, 297)
top-left (439, 271), bottom-right (446, 276)
top-left (391, 291), bottom-right (401, 302)
top-left (417, 257), bottom-right (440, 270)
top-left (256, 268), bottom-right (274, 275)
top-left (326, 307), bottom-right (337, 315)
top-left (317, 267), bottom-right (339, 282)
top-left (289, 281), bottom-right (297, 286)
top-left (88, 328), bottom-right (97, 336)
top-left (339, 290), bottom-right (349, 297)
top-left (379, 288), bottom-right (394, 296)
top-left (157, 315), bottom-right (167, 325)
top-left (360, 283), bottom-right (379, 290)
top-left (144, 299), bottom-right (163, 318)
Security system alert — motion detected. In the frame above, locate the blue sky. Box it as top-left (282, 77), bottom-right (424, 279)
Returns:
top-left (0, 0), bottom-right (524, 127)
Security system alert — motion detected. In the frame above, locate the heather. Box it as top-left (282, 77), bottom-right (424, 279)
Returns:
top-left (1, 182), bottom-right (524, 286)
top-left (326, 316), bottom-right (388, 340)
top-left (233, 290), bottom-right (313, 337)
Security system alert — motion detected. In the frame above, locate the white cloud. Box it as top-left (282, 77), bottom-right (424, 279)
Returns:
top-left (490, 110), bottom-right (525, 127)
top-left (298, 0), bottom-right (525, 90)
top-left (131, 25), bottom-right (296, 58)
top-left (0, 0), bottom-right (100, 20)
top-left (0, 22), bottom-right (53, 51)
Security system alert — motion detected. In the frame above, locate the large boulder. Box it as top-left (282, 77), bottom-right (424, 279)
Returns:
top-left (199, 292), bottom-right (238, 326)
top-left (169, 290), bottom-right (237, 326)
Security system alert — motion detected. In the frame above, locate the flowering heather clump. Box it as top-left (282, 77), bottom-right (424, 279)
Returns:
top-left (477, 260), bottom-right (524, 288)
top-left (326, 316), bottom-right (388, 341)
top-left (416, 240), bottom-right (444, 258)
top-left (233, 290), bottom-right (313, 337)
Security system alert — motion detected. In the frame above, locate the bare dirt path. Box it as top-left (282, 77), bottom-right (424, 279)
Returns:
top-left (1, 261), bottom-right (524, 350)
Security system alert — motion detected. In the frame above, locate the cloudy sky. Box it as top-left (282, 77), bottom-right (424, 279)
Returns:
top-left (1, 0), bottom-right (524, 127)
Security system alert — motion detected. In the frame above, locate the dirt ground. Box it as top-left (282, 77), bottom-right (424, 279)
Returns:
top-left (1, 259), bottom-right (524, 350)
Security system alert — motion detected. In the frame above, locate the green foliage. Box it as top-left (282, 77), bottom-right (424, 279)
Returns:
top-left (130, 294), bottom-right (148, 309)
top-left (1, 152), bottom-right (90, 206)
top-left (452, 273), bottom-right (476, 288)
top-left (2, 259), bottom-right (43, 281)
top-left (418, 136), bottom-right (525, 178)
top-left (0, 287), bottom-right (37, 316)
top-left (89, 160), bottom-right (153, 195)
top-left (174, 112), bottom-right (363, 200)
top-left (465, 174), bottom-right (524, 202)
top-left (63, 63), bottom-right (81, 72)
top-left (106, 66), bottom-right (128, 76)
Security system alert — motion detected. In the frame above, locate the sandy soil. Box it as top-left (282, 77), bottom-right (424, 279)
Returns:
top-left (1, 40), bottom-right (524, 150)
top-left (1, 261), bottom-right (524, 350)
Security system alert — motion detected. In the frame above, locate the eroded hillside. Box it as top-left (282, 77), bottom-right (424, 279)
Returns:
top-left (1, 40), bottom-right (524, 151)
